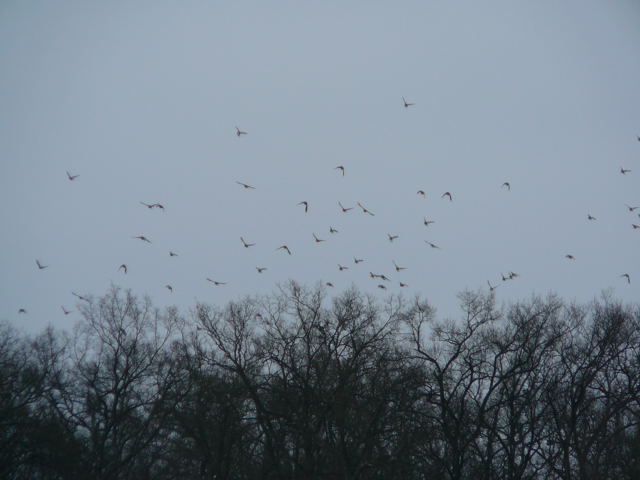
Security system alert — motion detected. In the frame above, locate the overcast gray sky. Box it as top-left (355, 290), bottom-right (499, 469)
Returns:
top-left (1, 0), bottom-right (639, 333)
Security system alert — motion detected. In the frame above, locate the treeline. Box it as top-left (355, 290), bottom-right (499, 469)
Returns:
top-left (2, 283), bottom-right (639, 480)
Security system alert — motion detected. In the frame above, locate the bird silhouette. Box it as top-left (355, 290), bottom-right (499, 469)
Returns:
top-left (357, 202), bottom-right (375, 216)
top-left (379, 274), bottom-right (390, 282)
top-left (169, 251), bottom-right (178, 257)
top-left (565, 254), bottom-right (575, 260)
top-left (487, 280), bottom-right (498, 292)
top-left (165, 285), bottom-right (173, 292)
top-left (388, 234), bottom-right (399, 242)
top-left (241, 237), bottom-right (256, 248)
top-left (633, 224), bottom-right (640, 229)
top-left (402, 97), bottom-right (415, 108)
top-left (277, 245), bottom-right (292, 255)
top-left (338, 202), bottom-right (353, 212)
top-left (338, 264), bottom-right (348, 271)
top-left (61, 306), bottom-right (72, 315)
top-left (377, 284), bottom-right (387, 289)
top-left (621, 273), bottom-right (631, 284)
top-left (235, 127), bottom-right (247, 136)
top-left (151, 203), bottom-right (165, 211)
top-left (140, 202), bottom-right (154, 209)
top-left (423, 218), bottom-right (435, 226)
top-left (354, 257), bottom-right (364, 264)
top-left (335, 165), bottom-right (345, 176)
top-left (298, 201), bottom-right (309, 213)
top-left (502, 182), bottom-right (511, 190)
top-left (625, 204), bottom-right (639, 212)
top-left (587, 214), bottom-right (596, 221)
top-left (66, 171), bottom-right (79, 181)
top-left (425, 241), bottom-right (440, 249)
top-left (313, 233), bottom-right (325, 243)
top-left (509, 272), bottom-right (519, 279)
top-left (441, 192), bottom-right (453, 201)
top-left (325, 282), bottom-right (334, 287)
top-left (236, 181), bottom-right (255, 189)
top-left (417, 190), bottom-right (426, 197)
top-left (72, 292), bottom-right (88, 301)
top-left (35, 259), bottom-right (48, 270)
top-left (256, 267), bottom-right (267, 273)
top-left (118, 264), bottom-right (128, 274)
top-left (399, 282), bottom-right (409, 287)
top-left (393, 261), bottom-right (406, 272)
top-left (329, 226), bottom-right (338, 234)
top-left (18, 308), bottom-right (27, 314)
top-left (132, 235), bottom-right (151, 243)
top-left (206, 278), bottom-right (226, 286)
top-left (621, 167), bottom-right (631, 175)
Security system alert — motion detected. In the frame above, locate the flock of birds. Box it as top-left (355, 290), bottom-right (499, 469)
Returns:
top-left (16, 99), bottom-right (639, 317)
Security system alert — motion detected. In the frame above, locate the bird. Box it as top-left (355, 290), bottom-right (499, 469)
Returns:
top-left (277, 245), bottom-right (292, 255)
top-left (501, 273), bottom-right (509, 282)
top-left (369, 272), bottom-right (380, 279)
top-left (425, 241), bottom-right (440, 249)
top-left (298, 201), bottom-right (309, 213)
top-left (256, 267), bottom-right (267, 273)
top-left (621, 167), bottom-right (631, 175)
top-left (621, 273), bottom-right (631, 284)
top-left (35, 259), bottom-right (48, 270)
top-left (66, 171), bottom-right (79, 181)
top-left (132, 235), bottom-right (151, 243)
top-left (118, 264), bottom-right (128, 274)
top-left (165, 285), bottom-right (173, 292)
top-left (335, 165), bottom-right (345, 176)
top-left (18, 308), bottom-right (27, 314)
top-left (633, 224), bottom-right (640, 229)
top-left (151, 203), bottom-right (165, 211)
top-left (338, 264), bottom-right (348, 271)
top-left (388, 234), bottom-right (399, 242)
top-left (487, 280), bottom-right (498, 292)
top-left (313, 233), bottom-right (325, 243)
top-left (169, 251), bottom-right (178, 257)
top-left (235, 126), bottom-right (247, 136)
top-left (441, 192), bottom-right (453, 201)
top-left (72, 292), bottom-right (88, 301)
top-left (357, 202), bottom-right (375, 216)
top-left (140, 201), bottom-right (155, 209)
top-left (354, 257), bottom-right (364, 264)
top-left (377, 284), bottom-right (387, 290)
top-left (206, 278), bottom-right (226, 286)
top-left (502, 182), bottom-right (511, 190)
top-left (393, 261), bottom-right (406, 272)
top-left (61, 306), bottom-right (72, 315)
top-left (241, 237), bottom-right (256, 248)
top-left (380, 274), bottom-right (391, 282)
top-left (509, 272), bottom-right (519, 279)
top-left (399, 282), bottom-right (409, 287)
top-left (402, 97), bottom-right (415, 108)
top-left (417, 190), bottom-right (426, 197)
top-left (329, 226), bottom-right (338, 234)
top-left (325, 282), bottom-right (334, 287)
top-left (565, 254), bottom-right (575, 260)
top-left (423, 218), bottom-right (435, 226)
top-left (625, 204), bottom-right (639, 212)
top-left (587, 214), bottom-right (596, 221)
top-left (236, 181), bottom-right (255, 189)
top-left (338, 202), bottom-right (353, 213)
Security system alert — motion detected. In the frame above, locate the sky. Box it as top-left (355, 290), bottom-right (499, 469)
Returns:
top-left (1, 1), bottom-right (639, 334)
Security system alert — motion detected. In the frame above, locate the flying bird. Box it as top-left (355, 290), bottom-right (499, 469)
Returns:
top-left (313, 233), bottom-right (325, 243)
top-left (169, 251), bottom-right (178, 257)
top-left (256, 267), bottom-right (267, 273)
top-left (61, 306), bottom-right (72, 315)
top-left (377, 284), bottom-right (387, 290)
top-left (399, 282), bottom-right (409, 287)
top-left (165, 285), bottom-right (173, 292)
top-left (633, 224), bottom-right (640, 229)
top-left (423, 218), bottom-right (435, 226)
top-left (277, 245), bottom-right (292, 255)
top-left (417, 190), bottom-right (426, 197)
top-left (587, 214), bottom-right (596, 221)
top-left (621, 273), bottom-right (631, 284)
top-left (487, 280), bottom-right (498, 292)
top-left (151, 203), bottom-right (165, 211)
top-left (236, 181), bottom-right (255, 189)
top-left (35, 259), bottom-right (48, 270)
top-left (329, 226), bottom-right (338, 234)
top-left (393, 261), bottom-right (406, 272)
top-left (625, 204), bottom-right (639, 212)
top-left (338, 264), bottom-right (348, 271)
top-left (206, 278), bottom-right (226, 286)
top-left (118, 264), bottom-right (128, 274)
top-left (509, 272), bottom-right (519, 279)
top-left (338, 202), bottom-right (353, 212)
top-left (441, 192), bottom-right (453, 201)
top-left (66, 171), bottom-right (79, 181)
top-left (402, 97), bottom-right (415, 108)
top-left (335, 165), bottom-right (345, 176)
top-left (235, 127), bottom-right (247, 136)
top-left (132, 235), bottom-right (151, 243)
top-left (388, 234), bottom-right (399, 242)
top-left (325, 282), bottom-right (334, 287)
top-left (241, 237), bottom-right (256, 248)
top-left (140, 202), bottom-right (155, 209)
top-left (425, 241), bottom-right (440, 249)
top-left (357, 202), bottom-right (375, 216)
top-left (298, 201), bottom-right (309, 213)
top-left (621, 167), bottom-right (631, 175)
top-left (72, 292), bottom-right (88, 301)
top-left (380, 274), bottom-right (391, 282)
top-left (369, 272), bottom-right (380, 279)
top-left (18, 308), bottom-right (27, 314)
top-left (354, 257), bottom-right (364, 264)
top-left (502, 182), bottom-right (511, 190)
top-left (565, 254), bottom-right (575, 260)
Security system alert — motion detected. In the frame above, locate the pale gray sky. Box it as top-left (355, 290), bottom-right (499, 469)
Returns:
top-left (1, 1), bottom-right (639, 333)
